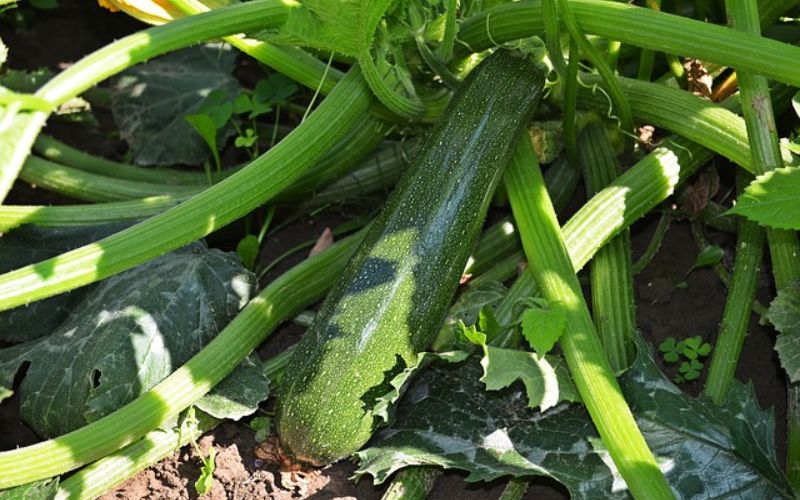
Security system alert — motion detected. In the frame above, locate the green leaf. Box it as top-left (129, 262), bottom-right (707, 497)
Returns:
top-left (520, 301), bottom-right (566, 356)
top-left (0, 477), bottom-right (58, 499)
top-left (0, 68), bottom-right (54, 94)
top-left (195, 447), bottom-right (216, 495)
top-left (728, 167), bottom-right (800, 230)
top-left (110, 45), bottom-right (241, 166)
top-left (459, 321), bottom-right (486, 347)
top-left (663, 351), bottom-right (679, 363)
top-left (197, 89), bottom-right (233, 129)
top-left (235, 234), bottom-right (260, 270)
top-left (233, 93), bottom-right (253, 114)
top-left (249, 416), bottom-right (271, 442)
top-left (253, 73), bottom-right (298, 110)
top-left (697, 343), bottom-right (712, 356)
top-left (185, 113), bottom-right (218, 158)
top-left (480, 346), bottom-right (579, 411)
top-left (356, 339), bottom-right (792, 498)
top-left (373, 351), bottom-right (468, 424)
top-left (766, 280), bottom-right (800, 382)
top-left (691, 245), bottom-right (724, 271)
top-left (0, 242), bottom-right (254, 437)
top-left (438, 280), bottom-right (507, 348)
top-left (658, 337), bottom-right (676, 352)
top-left (194, 355), bottom-right (269, 421)
top-left (0, 223), bottom-right (130, 343)
top-left (28, 0), bottom-right (57, 9)
top-left (234, 128), bottom-right (258, 149)
top-left (478, 306), bottom-right (501, 340)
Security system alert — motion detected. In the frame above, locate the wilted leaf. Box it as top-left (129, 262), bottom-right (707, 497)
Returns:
top-left (728, 167), bottom-right (800, 230)
top-left (309, 227), bottom-right (334, 257)
top-left (0, 223), bottom-right (130, 343)
top-left (0, 242), bottom-right (254, 437)
top-left (356, 339), bottom-right (791, 498)
top-left (195, 447), bottom-right (216, 495)
top-left (766, 280), bottom-right (800, 382)
top-left (111, 45), bottom-right (240, 166)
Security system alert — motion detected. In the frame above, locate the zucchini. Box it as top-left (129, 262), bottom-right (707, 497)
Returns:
top-left (276, 50), bottom-right (547, 465)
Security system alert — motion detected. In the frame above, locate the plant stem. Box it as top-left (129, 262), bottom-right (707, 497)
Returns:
top-left (724, 0), bottom-right (800, 489)
top-left (703, 171), bottom-right (765, 405)
top-left (55, 348), bottom-right (292, 499)
top-left (0, 65), bottom-right (373, 312)
top-left (380, 467), bottom-right (440, 500)
top-left (458, 0), bottom-right (800, 89)
top-left (0, 0), bottom-right (292, 204)
top-left (0, 227), bottom-right (366, 488)
top-left (580, 123), bottom-right (635, 372)
top-left (632, 212), bottom-right (672, 276)
top-left (504, 135), bottom-right (673, 499)
top-left (498, 478), bottom-right (530, 500)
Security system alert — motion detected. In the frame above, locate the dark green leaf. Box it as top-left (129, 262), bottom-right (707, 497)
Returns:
top-left (110, 45), bottom-right (240, 166)
top-left (236, 234), bottom-right (260, 270)
top-left (356, 339), bottom-right (792, 498)
top-left (28, 0), bottom-right (57, 9)
top-left (197, 89), bottom-right (233, 129)
top-left (194, 355), bottom-right (269, 421)
top-left (254, 73), bottom-right (298, 109)
top-left (233, 93), bottom-right (253, 114)
top-left (0, 242), bottom-right (254, 437)
top-left (0, 478), bottom-right (58, 499)
top-left (663, 351), bottom-right (679, 363)
top-left (0, 223), bottom-right (130, 343)
top-left (658, 337), bottom-right (676, 352)
top-left (520, 301), bottom-right (566, 356)
top-left (691, 245), bottom-right (724, 270)
top-left (728, 167), bottom-right (800, 230)
top-left (766, 280), bottom-right (800, 382)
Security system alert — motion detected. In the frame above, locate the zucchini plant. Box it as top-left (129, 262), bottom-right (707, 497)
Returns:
top-left (1, 0), bottom-right (800, 497)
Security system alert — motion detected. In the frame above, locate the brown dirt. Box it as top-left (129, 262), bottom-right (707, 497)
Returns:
top-left (0, 2), bottom-right (790, 499)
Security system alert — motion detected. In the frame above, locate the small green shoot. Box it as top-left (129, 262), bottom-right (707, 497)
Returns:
top-left (520, 298), bottom-right (566, 357)
top-left (236, 235), bottom-right (259, 271)
top-left (689, 245), bottom-right (725, 274)
top-left (195, 447), bottom-right (216, 496)
top-left (249, 416), bottom-right (272, 442)
top-left (659, 335), bottom-right (712, 383)
top-left (185, 113), bottom-right (221, 172)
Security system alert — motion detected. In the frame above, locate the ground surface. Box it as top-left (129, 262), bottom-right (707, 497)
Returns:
top-left (0, 2), bottom-right (788, 499)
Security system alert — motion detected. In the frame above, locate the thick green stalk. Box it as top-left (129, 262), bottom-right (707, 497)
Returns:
top-left (725, 0), bottom-right (800, 488)
top-left (498, 479), bottom-right (530, 500)
top-left (0, 0), bottom-right (292, 203)
top-left (0, 66), bottom-right (373, 312)
top-left (703, 173), bottom-right (765, 405)
top-left (20, 156), bottom-right (200, 202)
top-left (0, 228), bottom-right (365, 488)
top-left (380, 467), bottom-right (440, 500)
top-left (33, 134), bottom-right (219, 185)
top-left (0, 196), bottom-right (188, 232)
top-left (504, 135), bottom-right (673, 499)
top-left (555, 0), bottom-right (633, 136)
top-left (54, 349), bottom-right (293, 499)
top-left (581, 123), bottom-right (635, 372)
top-left (457, 0), bottom-right (800, 89)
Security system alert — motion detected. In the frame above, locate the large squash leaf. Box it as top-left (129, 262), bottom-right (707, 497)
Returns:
top-left (356, 341), bottom-right (792, 498)
top-left (766, 280), bottom-right (800, 382)
top-left (0, 242), bottom-right (254, 437)
top-left (0, 223), bottom-right (129, 343)
top-left (728, 167), bottom-right (800, 230)
top-left (110, 45), bottom-right (241, 166)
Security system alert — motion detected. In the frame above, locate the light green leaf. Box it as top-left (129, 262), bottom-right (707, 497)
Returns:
top-left (0, 242), bottom-right (254, 437)
top-left (185, 114), bottom-right (218, 156)
top-left (728, 167), bottom-right (800, 230)
top-left (520, 301), bottom-right (566, 356)
top-left (0, 477), bottom-right (58, 499)
top-left (480, 346), bottom-right (579, 411)
top-left (110, 45), bottom-right (240, 166)
top-left (356, 339), bottom-right (792, 498)
top-left (766, 280), bottom-right (800, 382)
top-left (249, 416), bottom-right (271, 442)
top-left (195, 447), bottom-right (216, 495)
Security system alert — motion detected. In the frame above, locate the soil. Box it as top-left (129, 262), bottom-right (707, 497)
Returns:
top-left (0, 2), bottom-right (789, 499)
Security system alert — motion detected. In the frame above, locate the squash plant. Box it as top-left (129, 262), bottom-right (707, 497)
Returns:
top-left (1, 0), bottom-right (800, 497)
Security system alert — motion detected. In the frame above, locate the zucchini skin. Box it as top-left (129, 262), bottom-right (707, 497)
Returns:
top-left (277, 51), bottom-right (546, 465)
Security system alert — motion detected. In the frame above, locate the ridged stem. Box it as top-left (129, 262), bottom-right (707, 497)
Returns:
top-left (380, 467), bottom-right (440, 500)
top-left (504, 135), bottom-right (673, 499)
top-left (724, 0), bottom-right (800, 489)
top-left (581, 123), bottom-right (635, 372)
top-left (0, 229), bottom-right (365, 488)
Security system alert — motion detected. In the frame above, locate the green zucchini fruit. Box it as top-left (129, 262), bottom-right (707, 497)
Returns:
top-left (276, 50), bottom-right (547, 465)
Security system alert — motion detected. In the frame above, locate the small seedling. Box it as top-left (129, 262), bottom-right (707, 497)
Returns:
top-left (659, 335), bottom-right (712, 383)
top-left (249, 416), bottom-right (272, 443)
